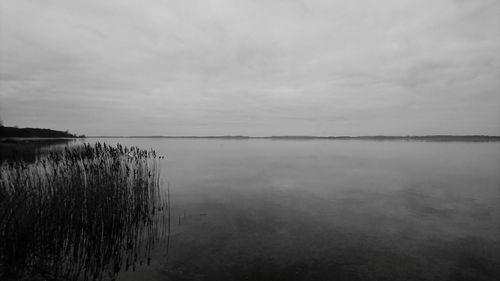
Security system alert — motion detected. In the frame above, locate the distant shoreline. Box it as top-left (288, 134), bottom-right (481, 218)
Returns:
top-left (2, 124), bottom-right (499, 143)
top-left (0, 126), bottom-right (84, 139)
top-left (84, 135), bottom-right (500, 142)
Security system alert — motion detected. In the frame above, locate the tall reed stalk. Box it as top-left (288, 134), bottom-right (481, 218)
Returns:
top-left (0, 142), bottom-right (169, 281)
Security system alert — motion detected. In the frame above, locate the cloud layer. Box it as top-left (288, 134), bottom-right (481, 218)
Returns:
top-left (1, 0), bottom-right (499, 135)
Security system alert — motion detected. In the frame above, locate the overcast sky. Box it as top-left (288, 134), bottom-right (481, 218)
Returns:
top-left (1, 0), bottom-right (499, 136)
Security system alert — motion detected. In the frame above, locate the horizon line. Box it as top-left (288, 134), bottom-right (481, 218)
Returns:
top-left (84, 135), bottom-right (500, 139)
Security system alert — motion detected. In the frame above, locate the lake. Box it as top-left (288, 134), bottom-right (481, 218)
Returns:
top-left (68, 139), bottom-right (500, 280)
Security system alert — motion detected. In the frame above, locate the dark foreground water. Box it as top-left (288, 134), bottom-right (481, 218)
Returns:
top-left (71, 139), bottom-right (500, 280)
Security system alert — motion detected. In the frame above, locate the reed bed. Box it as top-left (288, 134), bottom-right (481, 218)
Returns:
top-left (0, 142), bottom-right (169, 281)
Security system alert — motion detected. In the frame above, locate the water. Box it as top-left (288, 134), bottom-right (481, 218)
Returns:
top-left (56, 139), bottom-right (500, 280)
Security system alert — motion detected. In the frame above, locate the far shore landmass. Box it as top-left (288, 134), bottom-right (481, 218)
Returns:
top-left (0, 125), bottom-right (85, 139)
top-left (1, 126), bottom-right (500, 142)
top-left (88, 135), bottom-right (500, 142)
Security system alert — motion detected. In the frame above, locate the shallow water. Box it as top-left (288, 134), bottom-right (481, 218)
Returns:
top-left (83, 139), bottom-right (499, 281)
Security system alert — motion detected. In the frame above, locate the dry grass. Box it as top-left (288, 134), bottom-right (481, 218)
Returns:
top-left (0, 142), bottom-right (169, 281)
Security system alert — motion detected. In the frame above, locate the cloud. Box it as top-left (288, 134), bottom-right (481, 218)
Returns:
top-left (0, 0), bottom-right (499, 135)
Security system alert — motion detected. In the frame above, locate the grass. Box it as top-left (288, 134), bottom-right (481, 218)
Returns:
top-left (0, 142), bottom-right (169, 281)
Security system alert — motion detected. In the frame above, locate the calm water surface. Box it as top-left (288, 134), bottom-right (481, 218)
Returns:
top-left (88, 139), bottom-right (499, 281)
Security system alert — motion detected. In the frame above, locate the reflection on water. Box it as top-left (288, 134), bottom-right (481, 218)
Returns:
top-left (0, 138), bottom-right (76, 163)
top-left (101, 138), bottom-right (499, 281)
top-left (3, 139), bottom-right (499, 280)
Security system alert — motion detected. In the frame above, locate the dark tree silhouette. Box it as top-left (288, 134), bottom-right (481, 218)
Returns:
top-left (0, 126), bottom-right (80, 138)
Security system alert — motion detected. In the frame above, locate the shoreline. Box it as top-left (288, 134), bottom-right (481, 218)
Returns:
top-left (2, 135), bottom-right (500, 142)
top-left (83, 135), bottom-right (500, 142)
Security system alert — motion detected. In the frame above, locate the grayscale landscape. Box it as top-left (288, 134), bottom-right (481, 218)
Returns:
top-left (1, 1), bottom-right (499, 281)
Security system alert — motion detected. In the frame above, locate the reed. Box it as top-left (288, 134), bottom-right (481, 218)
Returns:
top-left (0, 142), bottom-right (169, 281)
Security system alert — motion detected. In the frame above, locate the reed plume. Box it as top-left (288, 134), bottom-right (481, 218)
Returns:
top-left (0, 142), bottom-right (169, 281)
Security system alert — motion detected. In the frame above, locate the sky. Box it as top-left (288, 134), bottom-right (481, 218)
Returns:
top-left (0, 0), bottom-right (499, 136)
